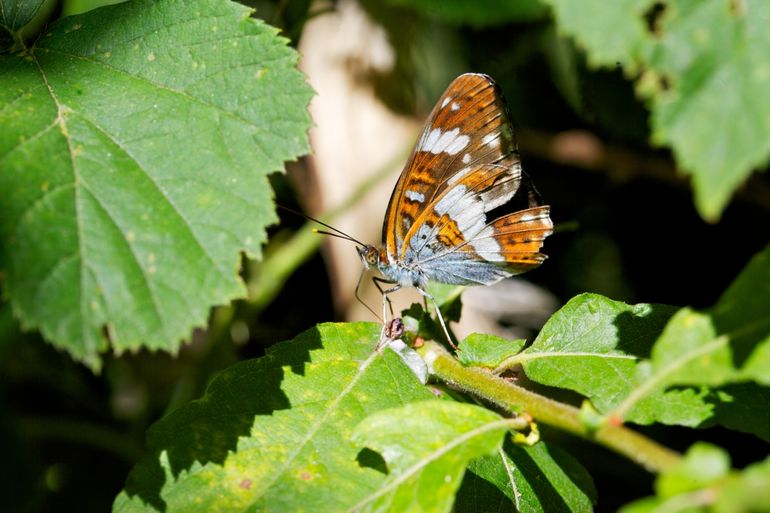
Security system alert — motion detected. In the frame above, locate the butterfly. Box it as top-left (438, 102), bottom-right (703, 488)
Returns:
top-left (303, 73), bottom-right (552, 346)
top-left (352, 73), bottom-right (553, 346)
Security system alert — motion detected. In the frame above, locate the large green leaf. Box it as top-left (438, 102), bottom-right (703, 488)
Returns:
top-left (518, 291), bottom-right (768, 429)
top-left (350, 401), bottom-right (509, 513)
top-left (608, 243), bottom-right (770, 433)
top-left (0, 0), bottom-right (313, 369)
top-left (519, 293), bottom-right (679, 415)
top-left (543, 0), bottom-right (770, 221)
top-left (518, 245), bottom-right (770, 436)
top-left (113, 323), bottom-right (436, 513)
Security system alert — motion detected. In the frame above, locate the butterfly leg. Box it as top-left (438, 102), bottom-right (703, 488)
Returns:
top-left (354, 269), bottom-right (382, 321)
top-left (372, 278), bottom-right (401, 349)
top-left (417, 288), bottom-right (457, 349)
top-left (372, 276), bottom-right (397, 317)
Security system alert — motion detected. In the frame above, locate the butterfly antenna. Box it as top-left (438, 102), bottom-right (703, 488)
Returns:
top-left (277, 204), bottom-right (367, 246)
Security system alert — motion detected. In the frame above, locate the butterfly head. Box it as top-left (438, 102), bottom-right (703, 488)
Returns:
top-left (357, 244), bottom-right (382, 269)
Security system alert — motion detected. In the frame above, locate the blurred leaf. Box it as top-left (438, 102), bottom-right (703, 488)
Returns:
top-left (543, 0), bottom-right (650, 67)
top-left (456, 333), bottom-right (525, 368)
top-left (457, 440), bottom-right (596, 513)
top-left (351, 401), bottom-right (508, 513)
top-left (621, 445), bottom-right (770, 513)
top-left (0, 0), bottom-right (47, 30)
top-left (0, 0), bottom-right (48, 51)
top-left (645, 0), bottom-right (770, 221)
top-left (543, 0), bottom-right (770, 221)
top-left (388, 0), bottom-right (549, 27)
top-left (714, 457), bottom-right (770, 513)
top-left (656, 443), bottom-right (729, 498)
top-left (113, 322), bottom-right (435, 513)
top-left (0, 0), bottom-right (313, 370)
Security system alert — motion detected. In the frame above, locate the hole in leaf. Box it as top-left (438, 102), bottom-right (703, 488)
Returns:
top-left (643, 2), bottom-right (667, 36)
top-left (356, 448), bottom-right (388, 474)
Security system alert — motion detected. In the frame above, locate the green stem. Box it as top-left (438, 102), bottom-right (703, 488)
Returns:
top-left (419, 341), bottom-right (682, 474)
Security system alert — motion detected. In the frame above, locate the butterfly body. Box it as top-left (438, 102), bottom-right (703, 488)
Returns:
top-left (360, 73), bottom-right (552, 297)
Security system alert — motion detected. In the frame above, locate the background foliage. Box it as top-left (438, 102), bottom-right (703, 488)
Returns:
top-left (1, 0), bottom-right (768, 512)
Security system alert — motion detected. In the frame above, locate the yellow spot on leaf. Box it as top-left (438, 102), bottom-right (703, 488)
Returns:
top-left (40, 181), bottom-right (49, 192)
top-left (148, 266), bottom-right (157, 274)
top-left (103, 51), bottom-right (111, 58)
top-left (126, 231), bottom-right (135, 242)
top-left (147, 252), bottom-right (156, 263)
top-left (147, 52), bottom-right (156, 62)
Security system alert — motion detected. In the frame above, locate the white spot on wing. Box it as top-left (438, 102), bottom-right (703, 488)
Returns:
top-left (421, 128), bottom-right (441, 152)
top-left (451, 102), bottom-right (460, 111)
top-left (470, 226), bottom-right (503, 260)
top-left (462, 153), bottom-right (471, 164)
top-left (482, 133), bottom-right (500, 148)
top-left (405, 190), bottom-right (425, 203)
top-left (441, 97), bottom-right (451, 108)
top-left (434, 185), bottom-right (487, 240)
top-left (448, 166), bottom-right (473, 185)
top-left (419, 127), bottom-right (470, 155)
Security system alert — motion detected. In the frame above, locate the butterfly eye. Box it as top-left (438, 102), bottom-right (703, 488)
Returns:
top-left (366, 248), bottom-right (379, 266)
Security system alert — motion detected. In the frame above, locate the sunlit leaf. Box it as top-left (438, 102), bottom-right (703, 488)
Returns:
top-left (113, 322), bottom-right (435, 513)
top-left (0, 0), bottom-right (313, 369)
top-left (542, 0), bottom-right (770, 221)
top-left (351, 401), bottom-right (508, 513)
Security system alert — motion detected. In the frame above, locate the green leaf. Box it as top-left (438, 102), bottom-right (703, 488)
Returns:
top-left (544, 0), bottom-right (651, 67)
top-left (656, 443), bottom-right (729, 498)
top-left (609, 243), bottom-right (770, 427)
top-left (519, 293), bottom-right (678, 414)
top-left (711, 242), bottom-right (770, 384)
top-left (456, 333), bottom-right (525, 368)
top-left (350, 401), bottom-right (509, 513)
top-left (388, 0), bottom-right (549, 27)
top-left (0, 0), bottom-right (46, 31)
top-left (0, 0), bottom-right (313, 369)
top-left (715, 457), bottom-right (770, 513)
top-left (542, 0), bottom-right (770, 221)
top-left (457, 440), bottom-right (596, 513)
top-left (621, 445), bottom-right (770, 513)
top-left (645, 0), bottom-right (770, 221)
top-left (113, 322), bottom-right (435, 513)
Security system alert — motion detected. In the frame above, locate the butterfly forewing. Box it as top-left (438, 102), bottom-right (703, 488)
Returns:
top-left (382, 74), bottom-right (518, 258)
top-left (380, 72), bottom-right (552, 287)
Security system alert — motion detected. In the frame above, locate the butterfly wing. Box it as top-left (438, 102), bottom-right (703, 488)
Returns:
top-left (382, 73), bottom-right (519, 258)
top-left (382, 73), bottom-right (551, 285)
